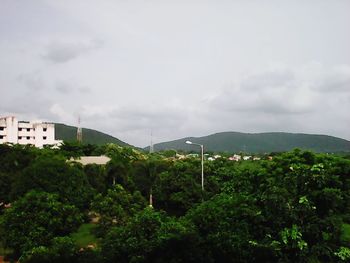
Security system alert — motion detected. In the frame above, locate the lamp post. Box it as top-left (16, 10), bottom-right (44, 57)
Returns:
top-left (185, 140), bottom-right (204, 191)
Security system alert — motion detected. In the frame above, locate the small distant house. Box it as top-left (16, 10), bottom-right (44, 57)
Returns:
top-left (187, 153), bottom-right (199, 158)
top-left (229, 154), bottom-right (241, 161)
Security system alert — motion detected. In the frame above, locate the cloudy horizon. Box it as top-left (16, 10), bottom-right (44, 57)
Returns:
top-left (1, 0), bottom-right (349, 147)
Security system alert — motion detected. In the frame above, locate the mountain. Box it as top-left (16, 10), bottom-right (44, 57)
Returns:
top-left (148, 132), bottom-right (350, 153)
top-left (55, 123), bottom-right (131, 146)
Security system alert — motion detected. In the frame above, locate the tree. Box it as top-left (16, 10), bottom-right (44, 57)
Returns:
top-left (59, 141), bottom-right (84, 158)
top-left (21, 236), bottom-right (103, 263)
top-left (10, 155), bottom-right (92, 209)
top-left (0, 191), bottom-right (82, 257)
top-left (0, 171), bottom-right (12, 205)
top-left (19, 236), bottom-right (77, 263)
top-left (91, 184), bottom-right (146, 237)
top-left (101, 207), bottom-right (201, 263)
top-left (84, 164), bottom-right (107, 193)
top-left (153, 171), bottom-right (202, 216)
top-left (0, 144), bottom-right (38, 174)
top-left (0, 144), bottom-right (39, 204)
top-left (132, 155), bottom-right (170, 199)
top-left (186, 193), bottom-right (273, 263)
top-left (105, 146), bottom-right (137, 189)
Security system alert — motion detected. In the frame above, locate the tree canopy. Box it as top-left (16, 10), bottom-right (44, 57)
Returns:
top-left (0, 144), bottom-right (349, 262)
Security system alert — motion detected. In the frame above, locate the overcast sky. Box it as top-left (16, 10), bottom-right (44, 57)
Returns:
top-left (1, 0), bottom-right (349, 147)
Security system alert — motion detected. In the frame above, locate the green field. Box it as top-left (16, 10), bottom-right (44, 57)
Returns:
top-left (70, 223), bottom-right (99, 248)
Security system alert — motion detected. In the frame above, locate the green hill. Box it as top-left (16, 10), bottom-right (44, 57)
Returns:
top-left (55, 123), bottom-right (131, 146)
top-left (148, 132), bottom-right (350, 153)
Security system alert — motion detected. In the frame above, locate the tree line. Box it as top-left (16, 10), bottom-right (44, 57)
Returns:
top-left (0, 142), bottom-right (349, 262)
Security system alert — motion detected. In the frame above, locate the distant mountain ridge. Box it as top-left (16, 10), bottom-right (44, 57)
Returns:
top-left (55, 123), bottom-right (131, 147)
top-left (147, 132), bottom-right (350, 153)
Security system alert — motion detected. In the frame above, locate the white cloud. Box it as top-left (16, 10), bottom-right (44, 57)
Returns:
top-left (42, 39), bottom-right (102, 64)
top-left (204, 63), bottom-right (350, 142)
top-left (1, 1), bottom-right (350, 146)
top-left (49, 104), bottom-right (75, 123)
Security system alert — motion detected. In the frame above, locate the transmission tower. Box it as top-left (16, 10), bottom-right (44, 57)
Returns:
top-left (77, 116), bottom-right (83, 143)
top-left (149, 130), bottom-right (154, 153)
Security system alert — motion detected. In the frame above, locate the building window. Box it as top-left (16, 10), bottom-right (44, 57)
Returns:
top-left (0, 127), bottom-right (4, 131)
top-left (26, 136), bottom-right (30, 140)
top-left (18, 128), bottom-right (22, 131)
top-left (43, 136), bottom-right (47, 140)
top-left (27, 128), bottom-right (30, 132)
top-left (0, 135), bottom-right (4, 139)
top-left (43, 128), bottom-right (47, 132)
top-left (18, 136), bottom-right (22, 140)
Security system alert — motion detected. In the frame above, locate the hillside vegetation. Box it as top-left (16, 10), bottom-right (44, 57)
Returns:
top-left (150, 132), bottom-right (350, 153)
top-left (55, 123), bottom-right (130, 147)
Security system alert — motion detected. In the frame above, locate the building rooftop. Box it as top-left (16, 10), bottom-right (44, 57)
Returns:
top-left (70, 156), bottom-right (111, 166)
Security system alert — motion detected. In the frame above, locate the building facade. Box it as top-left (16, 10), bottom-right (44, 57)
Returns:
top-left (0, 116), bottom-right (61, 148)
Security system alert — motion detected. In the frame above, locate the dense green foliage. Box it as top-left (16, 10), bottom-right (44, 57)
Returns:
top-left (0, 191), bottom-right (82, 257)
top-left (11, 155), bottom-right (93, 209)
top-left (55, 123), bottom-right (131, 146)
top-left (150, 132), bottom-right (350, 153)
top-left (0, 143), bottom-right (349, 262)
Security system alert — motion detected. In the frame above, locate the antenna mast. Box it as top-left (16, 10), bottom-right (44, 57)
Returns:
top-left (77, 116), bottom-right (83, 143)
top-left (149, 130), bottom-right (154, 153)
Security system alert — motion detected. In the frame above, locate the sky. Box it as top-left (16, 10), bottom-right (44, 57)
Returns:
top-left (0, 0), bottom-right (349, 147)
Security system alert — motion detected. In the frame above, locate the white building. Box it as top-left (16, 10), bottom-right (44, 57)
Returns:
top-left (0, 116), bottom-right (62, 148)
top-left (228, 154), bottom-right (242, 161)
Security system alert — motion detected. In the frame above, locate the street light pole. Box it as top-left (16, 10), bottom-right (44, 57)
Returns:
top-left (185, 140), bottom-right (204, 191)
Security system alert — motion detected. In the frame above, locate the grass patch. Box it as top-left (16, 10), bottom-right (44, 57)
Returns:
top-left (341, 223), bottom-right (350, 243)
top-left (70, 223), bottom-right (99, 248)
